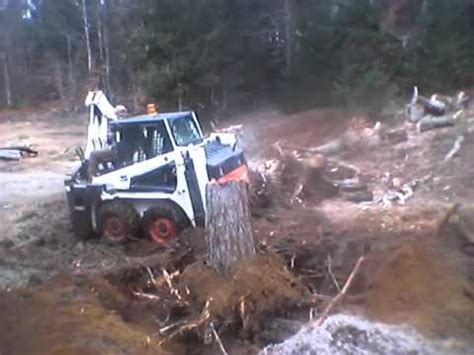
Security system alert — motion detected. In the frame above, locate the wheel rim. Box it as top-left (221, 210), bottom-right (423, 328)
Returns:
top-left (103, 215), bottom-right (128, 243)
top-left (148, 217), bottom-right (176, 243)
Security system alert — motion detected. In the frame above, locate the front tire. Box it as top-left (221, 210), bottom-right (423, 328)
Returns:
top-left (143, 204), bottom-right (188, 244)
top-left (98, 201), bottom-right (139, 245)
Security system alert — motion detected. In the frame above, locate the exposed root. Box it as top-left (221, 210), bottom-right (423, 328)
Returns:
top-left (145, 266), bottom-right (160, 286)
top-left (326, 255), bottom-right (341, 292)
top-left (162, 268), bottom-right (184, 302)
top-left (210, 322), bottom-right (229, 355)
top-left (158, 299), bottom-right (212, 346)
top-left (131, 290), bottom-right (161, 301)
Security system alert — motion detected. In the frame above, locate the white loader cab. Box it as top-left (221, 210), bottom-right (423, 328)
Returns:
top-left (65, 91), bottom-right (248, 244)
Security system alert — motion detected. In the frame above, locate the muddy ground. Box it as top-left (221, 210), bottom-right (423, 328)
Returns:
top-left (0, 102), bottom-right (473, 354)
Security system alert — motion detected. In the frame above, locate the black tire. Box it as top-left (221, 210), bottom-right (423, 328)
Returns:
top-left (72, 222), bottom-right (96, 241)
top-left (143, 203), bottom-right (189, 244)
top-left (98, 200), bottom-right (139, 245)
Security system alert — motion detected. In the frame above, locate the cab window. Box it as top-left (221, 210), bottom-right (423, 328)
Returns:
top-left (170, 116), bottom-right (202, 146)
top-left (115, 121), bottom-right (173, 165)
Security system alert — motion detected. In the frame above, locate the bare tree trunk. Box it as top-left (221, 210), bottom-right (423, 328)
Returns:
top-left (54, 59), bottom-right (64, 99)
top-left (81, 0), bottom-right (92, 73)
top-left (205, 181), bottom-right (255, 276)
top-left (284, 0), bottom-right (293, 78)
top-left (96, 0), bottom-right (104, 64)
top-left (66, 33), bottom-right (74, 94)
top-left (2, 51), bottom-right (11, 106)
top-left (102, 0), bottom-right (112, 95)
top-left (1, 3), bottom-right (12, 106)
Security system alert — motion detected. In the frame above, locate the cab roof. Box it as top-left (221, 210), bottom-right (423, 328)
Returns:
top-left (110, 111), bottom-right (193, 128)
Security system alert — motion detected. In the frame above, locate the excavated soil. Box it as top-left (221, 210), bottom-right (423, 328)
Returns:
top-left (0, 275), bottom-right (165, 355)
top-left (361, 240), bottom-right (474, 339)
top-left (0, 251), bottom-right (309, 355)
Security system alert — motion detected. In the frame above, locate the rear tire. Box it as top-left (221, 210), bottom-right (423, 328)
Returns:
top-left (143, 204), bottom-right (188, 244)
top-left (98, 201), bottom-right (139, 245)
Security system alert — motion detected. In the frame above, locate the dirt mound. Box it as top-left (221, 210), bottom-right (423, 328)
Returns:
top-left (361, 241), bottom-right (474, 339)
top-left (180, 254), bottom-right (308, 330)
top-left (437, 204), bottom-right (474, 255)
top-left (0, 247), bottom-right (308, 354)
top-left (114, 252), bottom-right (310, 343)
top-left (0, 275), bottom-right (169, 355)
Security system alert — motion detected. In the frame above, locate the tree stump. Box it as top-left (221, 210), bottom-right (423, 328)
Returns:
top-left (205, 181), bottom-right (255, 275)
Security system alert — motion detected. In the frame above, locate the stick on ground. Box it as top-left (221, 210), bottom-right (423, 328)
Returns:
top-left (444, 136), bottom-right (465, 162)
top-left (308, 256), bottom-right (365, 328)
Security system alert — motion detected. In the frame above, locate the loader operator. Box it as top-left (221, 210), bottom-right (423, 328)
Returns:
top-left (87, 104), bottom-right (129, 179)
top-left (116, 126), bottom-right (146, 164)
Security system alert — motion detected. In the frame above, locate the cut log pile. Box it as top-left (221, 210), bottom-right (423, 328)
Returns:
top-left (405, 87), bottom-right (471, 134)
top-left (406, 87), bottom-right (470, 123)
top-left (249, 138), bottom-right (374, 206)
top-left (248, 88), bottom-right (472, 208)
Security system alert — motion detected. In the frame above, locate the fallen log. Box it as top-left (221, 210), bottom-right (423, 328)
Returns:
top-left (0, 150), bottom-right (21, 161)
top-left (417, 116), bottom-right (455, 132)
top-left (309, 123), bottom-right (382, 156)
top-left (1, 146), bottom-right (39, 157)
top-left (0, 146), bottom-right (38, 160)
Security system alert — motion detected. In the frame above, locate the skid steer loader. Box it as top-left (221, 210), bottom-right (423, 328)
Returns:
top-left (65, 91), bottom-right (248, 244)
